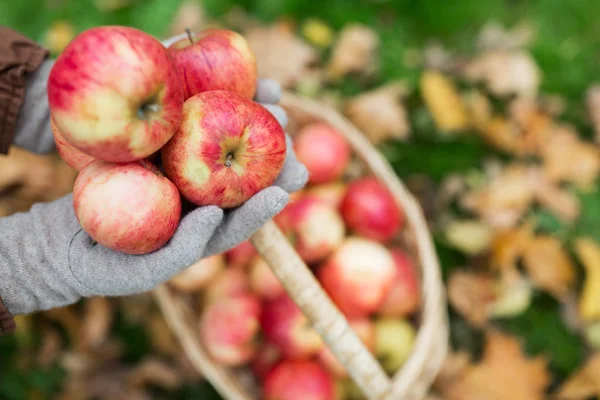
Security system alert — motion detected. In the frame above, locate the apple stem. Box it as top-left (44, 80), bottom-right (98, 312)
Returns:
top-left (224, 152), bottom-right (234, 168)
top-left (185, 28), bottom-right (194, 44)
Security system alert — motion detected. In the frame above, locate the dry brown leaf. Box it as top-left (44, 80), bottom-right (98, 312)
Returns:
top-left (586, 84), bottom-right (600, 144)
top-left (81, 297), bottom-right (113, 351)
top-left (433, 351), bottom-right (471, 391)
top-left (326, 23), bottom-right (379, 81)
top-left (533, 178), bottom-right (580, 223)
top-left (169, 1), bottom-right (208, 37)
top-left (522, 235), bottom-right (576, 299)
top-left (465, 89), bottom-right (493, 130)
top-left (37, 326), bottom-right (63, 367)
top-left (556, 353), bottom-right (600, 399)
top-left (508, 98), bottom-right (554, 156)
top-left (344, 81), bottom-right (410, 144)
top-left (421, 70), bottom-right (469, 133)
top-left (478, 116), bottom-right (521, 154)
top-left (539, 125), bottom-right (600, 189)
top-left (490, 221), bottom-right (535, 272)
top-left (573, 238), bottom-right (600, 322)
top-left (128, 357), bottom-right (182, 389)
top-left (146, 314), bottom-right (181, 356)
top-left (44, 306), bottom-right (84, 348)
top-left (442, 330), bottom-right (551, 400)
top-left (447, 271), bottom-right (497, 327)
top-left (476, 21), bottom-right (535, 51)
top-left (245, 22), bottom-right (318, 88)
top-left (463, 50), bottom-right (541, 97)
top-left (461, 164), bottom-right (537, 229)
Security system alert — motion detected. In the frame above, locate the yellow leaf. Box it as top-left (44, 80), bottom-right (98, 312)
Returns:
top-left (420, 70), bottom-right (469, 133)
top-left (573, 238), bottom-right (600, 322)
top-left (301, 18), bottom-right (334, 48)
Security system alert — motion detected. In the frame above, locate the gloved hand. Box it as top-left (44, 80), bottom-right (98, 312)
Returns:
top-left (0, 33), bottom-right (308, 316)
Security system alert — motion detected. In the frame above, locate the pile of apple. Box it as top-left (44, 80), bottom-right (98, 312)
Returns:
top-left (47, 25), bottom-right (286, 254)
top-left (170, 123), bottom-right (421, 400)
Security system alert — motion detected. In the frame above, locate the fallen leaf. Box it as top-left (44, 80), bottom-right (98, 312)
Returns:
top-left (463, 50), bottom-right (541, 98)
top-left (169, 1), bottom-right (208, 37)
top-left (490, 221), bottom-right (535, 272)
top-left (573, 238), bottom-right (600, 322)
top-left (433, 351), bottom-right (471, 391)
top-left (442, 330), bottom-right (551, 400)
top-left (533, 178), bottom-right (580, 223)
top-left (81, 297), bottom-right (113, 351)
top-left (586, 84), bottom-right (600, 144)
top-left (43, 21), bottom-right (75, 54)
top-left (556, 353), bottom-right (600, 399)
top-left (478, 116), bottom-right (521, 154)
top-left (37, 326), bottom-right (63, 367)
top-left (476, 21), bottom-right (535, 51)
top-left (128, 357), bottom-right (182, 389)
top-left (443, 219), bottom-right (493, 255)
top-left (585, 323), bottom-right (600, 350)
top-left (146, 314), bottom-right (181, 356)
top-left (245, 22), bottom-right (318, 88)
top-left (488, 272), bottom-right (533, 318)
top-left (420, 70), bottom-right (470, 134)
top-left (326, 23), bottom-right (379, 81)
top-left (301, 18), bottom-right (334, 48)
top-left (447, 271), bottom-right (497, 327)
top-left (464, 89), bottom-right (493, 130)
top-left (522, 235), bottom-right (576, 299)
top-left (461, 164), bottom-right (538, 229)
top-left (539, 125), bottom-right (600, 190)
top-left (343, 81), bottom-right (410, 144)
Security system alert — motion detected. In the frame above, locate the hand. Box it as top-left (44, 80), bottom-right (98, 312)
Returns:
top-left (1, 39), bottom-right (308, 314)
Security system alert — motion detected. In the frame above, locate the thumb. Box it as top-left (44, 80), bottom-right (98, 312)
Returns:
top-left (70, 206), bottom-right (224, 297)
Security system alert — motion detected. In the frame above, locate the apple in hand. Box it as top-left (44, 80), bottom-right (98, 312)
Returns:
top-left (264, 360), bottom-right (335, 400)
top-left (51, 116), bottom-right (94, 171)
top-left (167, 29), bottom-right (257, 100)
top-left (73, 159), bottom-right (181, 254)
top-left (378, 249), bottom-right (420, 317)
top-left (274, 196), bottom-right (345, 263)
top-left (169, 254), bottom-right (225, 292)
top-left (260, 294), bottom-right (322, 359)
top-left (318, 237), bottom-right (396, 317)
top-left (48, 26), bottom-right (183, 163)
top-left (294, 122), bottom-right (350, 184)
top-left (340, 177), bottom-right (404, 242)
top-left (162, 90), bottom-right (286, 208)
top-left (200, 293), bottom-right (261, 366)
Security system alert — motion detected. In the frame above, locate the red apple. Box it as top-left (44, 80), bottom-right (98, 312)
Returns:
top-left (162, 90), bottom-right (286, 208)
top-left (305, 182), bottom-right (348, 209)
top-left (51, 116), bottom-right (94, 171)
top-left (378, 249), bottom-right (420, 317)
top-left (251, 341), bottom-right (283, 381)
top-left (340, 177), bottom-right (404, 242)
top-left (167, 28), bottom-right (257, 100)
top-left (169, 254), bottom-right (225, 292)
top-left (264, 360), bottom-right (335, 400)
top-left (73, 159), bottom-right (181, 255)
top-left (294, 122), bottom-right (350, 184)
top-left (225, 240), bottom-right (257, 268)
top-left (48, 26), bottom-right (183, 163)
top-left (249, 256), bottom-right (285, 300)
top-left (204, 267), bottom-right (250, 304)
top-left (260, 294), bottom-right (322, 359)
top-left (317, 318), bottom-right (375, 377)
top-left (274, 196), bottom-right (345, 263)
top-left (200, 293), bottom-right (261, 366)
top-left (318, 237), bottom-right (396, 317)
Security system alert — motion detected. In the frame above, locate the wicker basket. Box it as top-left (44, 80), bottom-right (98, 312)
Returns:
top-left (153, 92), bottom-right (449, 400)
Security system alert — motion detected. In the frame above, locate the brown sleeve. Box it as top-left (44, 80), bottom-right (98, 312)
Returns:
top-left (0, 295), bottom-right (15, 334)
top-left (0, 26), bottom-right (49, 154)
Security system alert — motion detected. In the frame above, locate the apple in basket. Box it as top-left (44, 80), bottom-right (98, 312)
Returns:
top-left (264, 360), bottom-right (335, 400)
top-left (167, 28), bottom-right (258, 100)
top-left (48, 26), bottom-right (183, 163)
top-left (161, 90), bottom-right (286, 208)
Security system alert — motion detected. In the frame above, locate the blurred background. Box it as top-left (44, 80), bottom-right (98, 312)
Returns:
top-left (2, 0), bottom-right (600, 399)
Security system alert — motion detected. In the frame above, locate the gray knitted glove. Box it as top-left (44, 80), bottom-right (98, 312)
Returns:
top-left (1, 34), bottom-right (308, 316)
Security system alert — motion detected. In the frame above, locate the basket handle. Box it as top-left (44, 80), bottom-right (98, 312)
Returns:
top-left (250, 220), bottom-right (392, 399)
